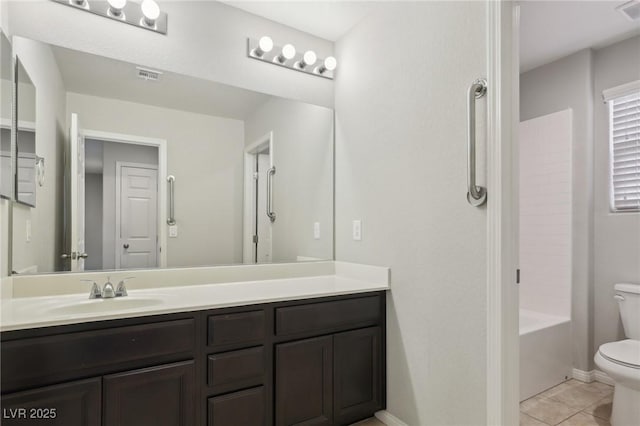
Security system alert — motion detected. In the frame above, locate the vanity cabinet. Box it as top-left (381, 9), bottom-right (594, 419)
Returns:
top-left (103, 361), bottom-right (195, 426)
top-left (1, 291), bottom-right (385, 426)
top-left (1, 378), bottom-right (101, 426)
top-left (275, 336), bottom-right (334, 425)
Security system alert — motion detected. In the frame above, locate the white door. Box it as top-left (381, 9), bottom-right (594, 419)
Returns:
top-left (116, 163), bottom-right (158, 269)
top-left (70, 113), bottom-right (86, 272)
top-left (256, 153), bottom-right (272, 262)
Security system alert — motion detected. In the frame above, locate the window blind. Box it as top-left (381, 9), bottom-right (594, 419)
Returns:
top-left (610, 90), bottom-right (640, 212)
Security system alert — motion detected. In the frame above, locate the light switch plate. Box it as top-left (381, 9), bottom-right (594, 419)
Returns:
top-left (169, 225), bottom-right (178, 238)
top-left (314, 222), bottom-right (320, 239)
top-left (352, 220), bottom-right (362, 241)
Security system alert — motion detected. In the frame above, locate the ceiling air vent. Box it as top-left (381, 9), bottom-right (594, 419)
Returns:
top-left (136, 66), bottom-right (163, 81)
top-left (617, 0), bottom-right (640, 21)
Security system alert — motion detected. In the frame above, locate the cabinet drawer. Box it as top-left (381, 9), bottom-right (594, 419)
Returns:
top-left (1, 319), bottom-right (195, 393)
top-left (208, 386), bottom-right (265, 426)
top-left (275, 295), bottom-right (381, 336)
top-left (207, 310), bottom-right (265, 348)
top-left (208, 346), bottom-right (265, 390)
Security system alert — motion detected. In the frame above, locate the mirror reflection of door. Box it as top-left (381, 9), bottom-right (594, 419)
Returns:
top-left (69, 112), bottom-right (161, 271)
top-left (244, 134), bottom-right (273, 264)
top-left (115, 163), bottom-right (158, 269)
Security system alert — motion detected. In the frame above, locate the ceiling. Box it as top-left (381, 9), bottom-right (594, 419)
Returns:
top-left (52, 45), bottom-right (271, 120)
top-left (220, 1), bottom-right (379, 41)
top-left (520, 0), bottom-right (640, 72)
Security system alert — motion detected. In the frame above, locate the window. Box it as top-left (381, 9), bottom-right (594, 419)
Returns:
top-left (606, 83), bottom-right (640, 212)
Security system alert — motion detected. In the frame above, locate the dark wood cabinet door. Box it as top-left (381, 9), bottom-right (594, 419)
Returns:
top-left (207, 386), bottom-right (265, 426)
top-left (333, 327), bottom-right (382, 425)
top-left (0, 378), bottom-right (101, 426)
top-left (103, 360), bottom-right (195, 426)
top-left (275, 336), bottom-right (333, 426)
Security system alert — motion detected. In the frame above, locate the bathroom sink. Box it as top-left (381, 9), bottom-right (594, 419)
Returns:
top-left (45, 297), bottom-right (164, 316)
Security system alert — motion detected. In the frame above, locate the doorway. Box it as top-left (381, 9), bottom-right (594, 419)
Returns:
top-left (243, 132), bottom-right (274, 264)
top-left (71, 122), bottom-right (168, 271)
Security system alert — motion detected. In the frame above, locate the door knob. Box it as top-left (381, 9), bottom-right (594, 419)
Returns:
top-left (123, 244), bottom-right (130, 249)
top-left (78, 253), bottom-right (88, 259)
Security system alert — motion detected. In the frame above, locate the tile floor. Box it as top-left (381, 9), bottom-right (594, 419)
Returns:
top-left (520, 379), bottom-right (614, 426)
top-left (353, 379), bottom-right (614, 426)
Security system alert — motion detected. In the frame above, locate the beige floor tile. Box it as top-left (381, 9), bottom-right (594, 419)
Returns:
top-left (536, 380), bottom-right (579, 400)
top-left (521, 396), bottom-right (581, 425)
top-left (350, 418), bottom-right (386, 426)
top-left (583, 394), bottom-right (613, 421)
top-left (585, 381), bottom-right (614, 397)
top-left (557, 412), bottom-right (610, 426)
top-left (521, 412), bottom-right (550, 426)
top-left (547, 382), bottom-right (608, 410)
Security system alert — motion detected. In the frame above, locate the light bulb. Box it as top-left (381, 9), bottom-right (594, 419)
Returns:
top-left (302, 50), bottom-right (317, 67)
top-left (323, 56), bottom-right (337, 71)
top-left (141, 0), bottom-right (160, 26)
top-left (252, 36), bottom-right (274, 58)
top-left (275, 44), bottom-right (296, 63)
top-left (259, 36), bottom-right (273, 53)
top-left (282, 44), bottom-right (296, 60)
top-left (108, 0), bottom-right (127, 16)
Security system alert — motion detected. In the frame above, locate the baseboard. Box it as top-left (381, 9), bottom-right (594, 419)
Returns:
top-left (375, 410), bottom-right (408, 426)
top-left (572, 368), bottom-right (614, 386)
top-left (572, 368), bottom-right (595, 383)
top-left (594, 370), bottom-right (615, 386)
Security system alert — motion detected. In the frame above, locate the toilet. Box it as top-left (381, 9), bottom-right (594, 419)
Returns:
top-left (594, 283), bottom-right (640, 426)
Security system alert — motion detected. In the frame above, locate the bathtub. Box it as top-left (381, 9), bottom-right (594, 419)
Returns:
top-left (520, 310), bottom-right (572, 401)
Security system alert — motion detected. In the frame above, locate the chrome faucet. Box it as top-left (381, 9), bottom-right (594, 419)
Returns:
top-left (83, 277), bottom-right (133, 299)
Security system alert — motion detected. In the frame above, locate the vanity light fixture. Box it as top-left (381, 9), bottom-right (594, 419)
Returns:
top-left (51, 0), bottom-right (168, 34)
top-left (247, 37), bottom-right (336, 79)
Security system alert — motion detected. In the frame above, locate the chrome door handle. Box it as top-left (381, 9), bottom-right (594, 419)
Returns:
top-left (123, 244), bottom-right (129, 249)
top-left (466, 78), bottom-right (488, 207)
top-left (61, 252), bottom-right (78, 259)
top-left (266, 166), bottom-right (276, 222)
top-left (78, 253), bottom-right (88, 259)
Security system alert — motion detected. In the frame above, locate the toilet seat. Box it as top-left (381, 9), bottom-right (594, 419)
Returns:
top-left (599, 339), bottom-right (640, 369)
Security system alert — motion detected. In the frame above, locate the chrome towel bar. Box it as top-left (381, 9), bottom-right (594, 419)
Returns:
top-left (267, 166), bottom-right (276, 222)
top-left (167, 175), bottom-right (176, 225)
top-left (467, 78), bottom-right (488, 207)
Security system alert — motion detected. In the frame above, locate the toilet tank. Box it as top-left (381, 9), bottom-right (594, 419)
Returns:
top-left (615, 283), bottom-right (640, 340)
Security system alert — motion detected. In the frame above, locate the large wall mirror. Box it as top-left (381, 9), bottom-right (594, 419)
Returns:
top-left (9, 36), bottom-right (334, 275)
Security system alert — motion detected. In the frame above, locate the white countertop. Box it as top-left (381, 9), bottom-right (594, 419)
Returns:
top-left (1, 265), bottom-right (390, 332)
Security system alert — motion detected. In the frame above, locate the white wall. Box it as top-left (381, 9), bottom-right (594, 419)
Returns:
top-left (7, 0), bottom-right (333, 108)
top-left (11, 36), bottom-right (66, 274)
top-left (335, 2), bottom-right (488, 424)
top-left (520, 49), bottom-right (595, 370)
top-left (99, 140), bottom-right (158, 270)
top-left (244, 97), bottom-right (333, 263)
top-left (593, 36), bottom-right (640, 355)
top-left (519, 109), bottom-right (572, 318)
top-left (67, 92), bottom-right (245, 268)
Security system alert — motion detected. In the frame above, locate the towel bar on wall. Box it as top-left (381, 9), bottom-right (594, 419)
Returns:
top-left (466, 78), bottom-right (488, 207)
top-left (167, 175), bottom-right (176, 225)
